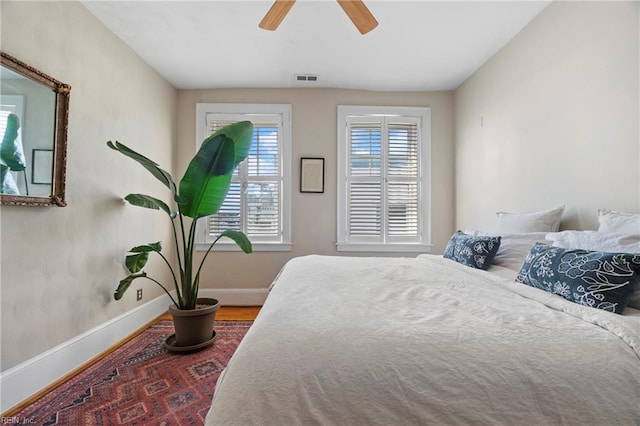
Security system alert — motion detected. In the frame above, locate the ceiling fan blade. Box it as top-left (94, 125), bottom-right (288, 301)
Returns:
top-left (259, 0), bottom-right (296, 31)
top-left (336, 0), bottom-right (378, 35)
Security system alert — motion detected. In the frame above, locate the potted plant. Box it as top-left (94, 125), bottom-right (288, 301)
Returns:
top-left (108, 121), bottom-right (254, 351)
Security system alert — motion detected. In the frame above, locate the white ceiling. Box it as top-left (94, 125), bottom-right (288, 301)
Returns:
top-left (82, 0), bottom-right (550, 91)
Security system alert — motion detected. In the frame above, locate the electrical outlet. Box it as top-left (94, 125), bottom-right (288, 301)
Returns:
top-left (136, 288), bottom-right (143, 301)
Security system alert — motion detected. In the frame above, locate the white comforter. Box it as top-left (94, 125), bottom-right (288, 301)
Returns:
top-left (206, 255), bottom-right (640, 425)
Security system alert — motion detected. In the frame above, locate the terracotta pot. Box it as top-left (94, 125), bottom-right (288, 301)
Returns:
top-left (169, 297), bottom-right (219, 347)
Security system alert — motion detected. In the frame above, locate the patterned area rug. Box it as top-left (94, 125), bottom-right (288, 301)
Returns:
top-left (13, 320), bottom-right (253, 425)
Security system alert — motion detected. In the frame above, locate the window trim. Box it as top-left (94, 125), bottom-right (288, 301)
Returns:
top-left (336, 105), bottom-right (432, 253)
top-left (194, 103), bottom-right (292, 252)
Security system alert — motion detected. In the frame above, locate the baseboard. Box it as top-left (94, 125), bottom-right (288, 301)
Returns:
top-left (0, 293), bottom-right (171, 414)
top-left (199, 287), bottom-right (269, 306)
top-left (0, 288), bottom-right (267, 413)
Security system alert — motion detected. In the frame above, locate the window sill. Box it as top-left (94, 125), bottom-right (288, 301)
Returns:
top-left (196, 242), bottom-right (293, 252)
top-left (336, 242), bottom-right (432, 253)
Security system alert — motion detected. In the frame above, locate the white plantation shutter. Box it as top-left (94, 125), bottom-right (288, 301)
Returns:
top-left (197, 109), bottom-right (289, 247)
top-left (338, 106), bottom-right (431, 251)
top-left (0, 110), bottom-right (12, 130)
top-left (387, 182), bottom-right (418, 237)
top-left (387, 120), bottom-right (419, 239)
top-left (349, 181), bottom-right (382, 236)
top-left (246, 126), bottom-right (280, 238)
top-left (347, 120), bottom-right (382, 239)
top-left (207, 182), bottom-right (241, 233)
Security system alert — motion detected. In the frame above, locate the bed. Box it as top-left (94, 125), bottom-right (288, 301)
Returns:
top-left (205, 236), bottom-right (640, 425)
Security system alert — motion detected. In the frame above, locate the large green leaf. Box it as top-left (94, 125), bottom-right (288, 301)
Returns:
top-left (1, 114), bottom-right (25, 171)
top-left (216, 121), bottom-right (254, 167)
top-left (183, 174), bottom-right (233, 219)
top-left (130, 242), bottom-right (162, 252)
top-left (220, 230), bottom-right (253, 253)
top-left (125, 242), bottom-right (161, 272)
top-left (125, 193), bottom-right (176, 218)
top-left (107, 141), bottom-right (176, 194)
top-left (125, 252), bottom-right (149, 273)
top-left (179, 135), bottom-right (234, 218)
top-left (114, 272), bottom-right (146, 300)
top-left (178, 121), bottom-right (254, 219)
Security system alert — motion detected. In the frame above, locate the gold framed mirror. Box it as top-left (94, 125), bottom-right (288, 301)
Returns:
top-left (1, 52), bottom-right (70, 207)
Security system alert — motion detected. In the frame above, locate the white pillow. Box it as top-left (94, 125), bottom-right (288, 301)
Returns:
top-left (464, 230), bottom-right (548, 272)
top-left (598, 209), bottom-right (640, 234)
top-left (495, 206), bottom-right (564, 233)
top-left (546, 230), bottom-right (640, 253)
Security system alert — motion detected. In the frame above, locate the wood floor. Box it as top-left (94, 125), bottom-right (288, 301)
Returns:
top-left (158, 306), bottom-right (261, 321)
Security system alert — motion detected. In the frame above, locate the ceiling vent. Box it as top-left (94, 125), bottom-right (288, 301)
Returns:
top-left (295, 74), bottom-right (319, 83)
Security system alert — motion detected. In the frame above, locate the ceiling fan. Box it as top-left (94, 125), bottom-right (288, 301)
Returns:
top-left (259, 0), bottom-right (378, 35)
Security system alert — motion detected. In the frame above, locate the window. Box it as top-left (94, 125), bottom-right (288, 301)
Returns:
top-left (0, 95), bottom-right (25, 193)
top-left (337, 106), bottom-right (431, 252)
top-left (195, 104), bottom-right (292, 251)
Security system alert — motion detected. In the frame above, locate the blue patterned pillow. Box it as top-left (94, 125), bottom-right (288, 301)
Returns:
top-left (516, 243), bottom-right (640, 314)
top-left (444, 231), bottom-right (501, 270)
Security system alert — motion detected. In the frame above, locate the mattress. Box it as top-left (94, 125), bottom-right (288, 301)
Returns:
top-left (206, 254), bottom-right (640, 425)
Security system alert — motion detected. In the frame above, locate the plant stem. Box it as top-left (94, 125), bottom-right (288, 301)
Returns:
top-left (186, 217), bottom-right (200, 309)
top-left (195, 234), bottom-right (223, 287)
top-left (169, 218), bottom-right (184, 308)
top-left (144, 276), bottom-right (179, 307)
top-left (153, 248), bottom-right (181, 306)
top-left (177, 210), bottom-right (189, 308)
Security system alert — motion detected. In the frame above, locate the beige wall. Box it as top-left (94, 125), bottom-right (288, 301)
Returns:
top-left (177, 89), bottom-right (455, 289)
top-left (1, 1), bottom-right (177, 370)
top-left (455, 1), bottom-right (639, 232)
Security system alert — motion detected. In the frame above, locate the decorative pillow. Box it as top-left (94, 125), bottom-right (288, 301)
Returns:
top-left (496, 206), bottom-right (564, 233)
top-left (516, 243), bottom-right (640, 314)
top-left (444, 231), bottom-right (501, 270)
top-left (598, 209), bottom-right (640, 234)
top-left (546, 230), bottom-right (640, 254)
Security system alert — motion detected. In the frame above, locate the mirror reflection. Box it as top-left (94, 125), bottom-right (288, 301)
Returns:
top-left (1, 66), bottom-right (56, 196)
top-left (0, 52), bottom-right (70, 207)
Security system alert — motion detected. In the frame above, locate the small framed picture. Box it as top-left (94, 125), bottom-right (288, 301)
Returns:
top-left (31, 149), bottom-right (53, 185)
top-left (300, 157), bottom-right (324, 193)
